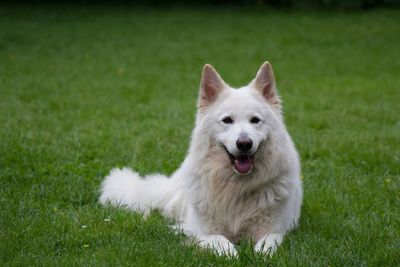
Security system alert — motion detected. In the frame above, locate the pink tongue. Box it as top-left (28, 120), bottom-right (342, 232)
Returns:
top-left (234, 155), bottom-right (252, 173)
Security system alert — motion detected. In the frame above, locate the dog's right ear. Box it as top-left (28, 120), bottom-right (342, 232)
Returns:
top-left (198, 64), bottom-right (226, 110)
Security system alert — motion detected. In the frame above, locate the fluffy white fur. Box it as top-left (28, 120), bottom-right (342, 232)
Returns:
top-left (100, 62), bottom-right (302, 257)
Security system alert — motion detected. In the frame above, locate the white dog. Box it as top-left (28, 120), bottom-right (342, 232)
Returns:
top-left (99, 62), bottom-right (302, 256)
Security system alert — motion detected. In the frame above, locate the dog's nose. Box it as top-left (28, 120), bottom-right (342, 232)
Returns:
top-left (236, 137), bottom-right (253, 152)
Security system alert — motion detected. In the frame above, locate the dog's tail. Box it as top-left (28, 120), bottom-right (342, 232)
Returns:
top-left (99, 168), bottom-right (185, 221)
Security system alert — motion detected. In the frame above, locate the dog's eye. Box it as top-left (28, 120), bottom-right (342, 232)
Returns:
top-left (222, 117), bottom-right (233, 124)
top-left (250, 117), bottom-right (261, 124)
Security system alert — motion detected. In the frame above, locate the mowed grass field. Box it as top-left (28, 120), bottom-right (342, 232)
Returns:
top-left (1, 5), bottom-right (399, 266)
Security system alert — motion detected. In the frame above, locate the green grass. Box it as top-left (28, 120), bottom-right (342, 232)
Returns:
top-left (1, 5), bottom-right (399, 266)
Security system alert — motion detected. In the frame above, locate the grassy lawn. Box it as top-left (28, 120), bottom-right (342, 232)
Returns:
top-left (1, 4), bottom-right (399, 266)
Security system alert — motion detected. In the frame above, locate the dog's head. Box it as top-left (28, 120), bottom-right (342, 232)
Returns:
top-left (196, 62), bottom-right (283, 175)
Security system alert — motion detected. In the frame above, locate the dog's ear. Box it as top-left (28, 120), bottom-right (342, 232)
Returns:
top-left (252, 62), bottom-right (280, 109)
top-left (198, 64), bottom-right (226, 110)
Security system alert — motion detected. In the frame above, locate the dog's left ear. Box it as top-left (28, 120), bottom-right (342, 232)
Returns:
top-left (251, 62), bottom-right (281, 109)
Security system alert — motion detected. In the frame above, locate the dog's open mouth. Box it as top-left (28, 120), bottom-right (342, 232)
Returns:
top-left (222, 145), bottom-right (254, 174)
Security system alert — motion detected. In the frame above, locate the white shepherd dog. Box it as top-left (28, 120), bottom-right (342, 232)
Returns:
top-left (100, 62), bottom-right (302, 256)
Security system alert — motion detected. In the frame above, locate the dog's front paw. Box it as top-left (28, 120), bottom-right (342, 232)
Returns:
top-left (255, 233), bottom-right (283, 255)
top-left (198, 234), bottom-right (237, 257)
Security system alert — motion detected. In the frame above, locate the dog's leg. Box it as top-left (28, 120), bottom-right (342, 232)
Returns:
top-left (197, 234), bottom-right (237, 257)
top-left (181, 205), bottom-right (237, 257)
top-left (254, 233), bottom-right (283, 255)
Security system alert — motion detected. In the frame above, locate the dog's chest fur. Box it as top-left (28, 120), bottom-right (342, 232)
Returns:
top-left (191, 165), bottom-right (291, 243)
